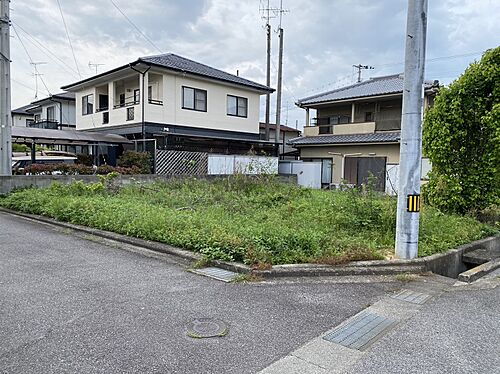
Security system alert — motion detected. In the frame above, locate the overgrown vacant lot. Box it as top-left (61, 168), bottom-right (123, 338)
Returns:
top-left (1, 177), bottom-right (496, 265)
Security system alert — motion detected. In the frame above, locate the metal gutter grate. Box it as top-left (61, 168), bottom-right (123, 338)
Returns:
top-left (323, 311), bottom-right (396, 350)
top-left (390, 289), bottom-right (431, 304)
top-left (190, 267), bottom-right (239, 282)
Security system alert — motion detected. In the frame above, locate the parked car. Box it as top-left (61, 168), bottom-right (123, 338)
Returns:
top-left (12, 156), bottom-right (77, 173)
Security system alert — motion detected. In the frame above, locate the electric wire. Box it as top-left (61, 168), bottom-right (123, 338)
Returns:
top-left (109, 0), bottom-right (163, 54)
top-left (56, 0), bottom-right (81, 78)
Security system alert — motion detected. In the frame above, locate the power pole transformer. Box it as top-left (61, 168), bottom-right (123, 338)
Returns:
top-left (0, 0), bottom-right (12, 176)
top-left (395, 0), bottom-right (428, 259)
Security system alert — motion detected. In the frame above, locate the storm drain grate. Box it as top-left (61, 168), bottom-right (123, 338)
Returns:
top-left (323, 311), bottom-right (396, 350)
top-left (190, 267), bottom-right (239, 282)
top-left (391, 289), bottom-right (431, 304)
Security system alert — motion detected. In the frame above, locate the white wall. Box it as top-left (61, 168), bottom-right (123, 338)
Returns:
top-left (75, 70), bottom-right (262, 134)
top-left (12, 114), bottom-right (33, 127)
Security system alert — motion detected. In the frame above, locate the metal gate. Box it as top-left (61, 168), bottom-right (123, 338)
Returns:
top-left (155, 150), bottom-right (208, 175)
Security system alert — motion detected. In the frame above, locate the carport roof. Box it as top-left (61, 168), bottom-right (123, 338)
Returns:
top-left (11, 127), bottom-right (131, 145)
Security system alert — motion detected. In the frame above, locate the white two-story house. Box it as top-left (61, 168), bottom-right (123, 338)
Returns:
top-left (61, 53), bottom-right (275, 155)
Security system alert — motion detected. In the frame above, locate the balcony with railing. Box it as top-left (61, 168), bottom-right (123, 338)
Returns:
top-left (27, 119), bottom-right (76, 130)
top-left (306, 116), bottom-right (376, 136)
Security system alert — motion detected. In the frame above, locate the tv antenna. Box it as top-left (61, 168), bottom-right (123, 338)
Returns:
top-left (353, 64), bottom-right (374, 83)
top-left (88, 61), bottom-right (105, 75)
top-left (30, 61), bottom-right (47, 99)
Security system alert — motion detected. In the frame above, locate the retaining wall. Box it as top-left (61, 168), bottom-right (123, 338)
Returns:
top-left (0, 174), bottom-right (297, 195)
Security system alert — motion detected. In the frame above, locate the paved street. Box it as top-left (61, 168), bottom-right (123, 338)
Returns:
top-left (1, 211), bottom-right (499, 374)
top-left (0, 212), bottom-right (397, 374)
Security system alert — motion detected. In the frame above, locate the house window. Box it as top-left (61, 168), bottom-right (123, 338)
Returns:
top-left (328, 115), bottom-right (350, 125)
top-left (102, 112), bottom-right (109, 124)
top-left (148, 86), bottom-right (152, 101)
top-left (365, 112), bottom-right (373, 122)
top-left (82, 94), bottom-right (94, 115)
top-left (34, 114), bottom-right (40, 122)
top-left (119, 93), bottom-right (125, 107)
top-left (134, 89), bottom-right (140, 104)
top-left (182, 86), bottom-right (207, 112)
top-left (227, 95), bottom-right (248, 117)
top-left (127, 107), bottom-right (134, 121)
top-left (46, 106), bottom-right (55, 121)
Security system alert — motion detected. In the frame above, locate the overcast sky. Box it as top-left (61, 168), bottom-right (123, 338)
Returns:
top-left (9, 0), bottom-right (500, 129)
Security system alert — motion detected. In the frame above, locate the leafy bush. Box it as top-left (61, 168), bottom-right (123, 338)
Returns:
top-left (423, 47), bottom-right (500, 214)
top-left (1, 178), bottom-right (495, 265)
top-left (20, 163), bottom-right (140, 175)
top-left (117, 151), bottom-right (152, 174)
top-left (76, 154), bottom-right (93, 166)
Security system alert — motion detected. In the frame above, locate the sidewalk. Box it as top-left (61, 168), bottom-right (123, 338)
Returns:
top-left (260, 272), bottom-right (500, 374)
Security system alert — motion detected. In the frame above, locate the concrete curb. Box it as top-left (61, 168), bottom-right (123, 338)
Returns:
top-left (457, 258), bottom-right (500, 283)
top-left (1, 207), bottom-right (498, 279)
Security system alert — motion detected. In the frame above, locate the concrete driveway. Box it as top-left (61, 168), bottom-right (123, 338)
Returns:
top-left (0, 212), bottom-right (398, 374)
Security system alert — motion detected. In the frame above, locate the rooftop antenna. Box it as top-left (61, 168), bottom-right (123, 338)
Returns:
top-left (353, 64), bottom-right (374, 83)
top-left (88, 61), bottom-right (105, 75)
top-left (30, 61), bottom-right (46, 99)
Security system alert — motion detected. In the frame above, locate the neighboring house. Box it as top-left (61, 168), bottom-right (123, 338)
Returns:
top-left (259, 122), bottom-right (301, 159)
top-left (61, 53), bottom-right (275, 155)
top-left (11, 104), bottom-right (35, 127)
top-left (291, 74), bottom-right (439, 191)
top-left (14, 92), bottom-right (76, 130)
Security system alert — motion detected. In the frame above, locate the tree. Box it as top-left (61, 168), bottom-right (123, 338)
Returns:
top-left (423, 47), bottom-right (500, 215)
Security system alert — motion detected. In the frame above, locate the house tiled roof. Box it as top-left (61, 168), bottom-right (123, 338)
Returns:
top-left (297, 74), bottom-right (437, 106)
top-left (139, 54), bottom-right (273, 92)
top-left (288, 131), bottom-right (401, 146)
top-left (259, 122), bottom-right (300, 133)
top-left (30, 92), bottom-right (75, 106)
top-left (62, 54), bottom-right (273, 93)
top-left (11, 104), bottom-right (37, 115)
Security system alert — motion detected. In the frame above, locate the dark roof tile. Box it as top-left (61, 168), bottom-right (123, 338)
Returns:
top-left (288, 131), bottom-right (401, 145)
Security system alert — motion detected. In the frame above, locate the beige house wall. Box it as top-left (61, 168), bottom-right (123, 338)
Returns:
top-left (299, 143), bottom-right (400, 183)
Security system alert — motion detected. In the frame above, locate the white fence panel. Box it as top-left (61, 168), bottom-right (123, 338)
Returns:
top-left (208, 155), bottom-right (278, 175)
top-left (279, 161), bottom-right (322, 189)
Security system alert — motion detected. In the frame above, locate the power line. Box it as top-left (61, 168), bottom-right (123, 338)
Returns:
top-left (11, 21), bottom-right (80, 79)
top-left (56, 0), bottom-right (81, 78)
top-left (109, 0), bottom-right (163, 54)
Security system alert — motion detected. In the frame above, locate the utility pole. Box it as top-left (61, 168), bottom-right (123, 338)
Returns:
top-left (352, 64), bottom-right (374, 83)
top-left (395, 0), bottom-right (428, 259)
top-left (274, 0), bottom-right (287, 158)
top-left (275, 26), bottom-right (283, 158)
top-left (260, 0), bottom-right (274, 141)
top-left (0, 0), bottom-right (12, 176)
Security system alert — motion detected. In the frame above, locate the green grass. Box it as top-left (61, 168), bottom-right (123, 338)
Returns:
top-left (0, 176), bottom-right (496, 265)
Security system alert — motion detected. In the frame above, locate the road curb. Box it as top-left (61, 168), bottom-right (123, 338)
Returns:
top-left (1, 207), bottom-right (498, 279)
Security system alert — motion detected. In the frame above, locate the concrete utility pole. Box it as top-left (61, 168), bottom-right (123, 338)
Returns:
top-left (275, 26), bottom-right (283, 157)
top-left (352, 64), bottom-right (374, 83)
top-left (265, 22), bottom-right (271, 141)
top-left (0, 0), bottom-right (12, 176)
top-left (395, 0), bottom-right (428, 259)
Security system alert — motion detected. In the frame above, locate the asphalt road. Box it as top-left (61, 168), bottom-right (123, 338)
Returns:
top-left (0, 212), bottom-right (398, 374)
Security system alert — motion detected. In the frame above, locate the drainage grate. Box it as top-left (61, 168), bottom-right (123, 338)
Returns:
top-left (390, 289), bottom-right (431, 304)
top-left (190, 267), bottom-right (239, 282)
top-left (323, 311), bottom-right (396, 350)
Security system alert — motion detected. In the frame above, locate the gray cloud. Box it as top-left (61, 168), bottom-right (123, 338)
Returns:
top-left (9, 0), bottom-right (500, 128)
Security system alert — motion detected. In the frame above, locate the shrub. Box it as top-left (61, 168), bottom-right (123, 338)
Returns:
top-left (21, 163), bottom-right (140, 175)
top-left (76, 154), bottom-right (93, 166)
top-left (423, 47), bottom-right (500, 214)
top-left (118, 151), bottom-right (152, 174)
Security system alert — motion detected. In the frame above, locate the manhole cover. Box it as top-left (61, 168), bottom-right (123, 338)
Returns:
top-left (186, 318), bottom-right (229, 338)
